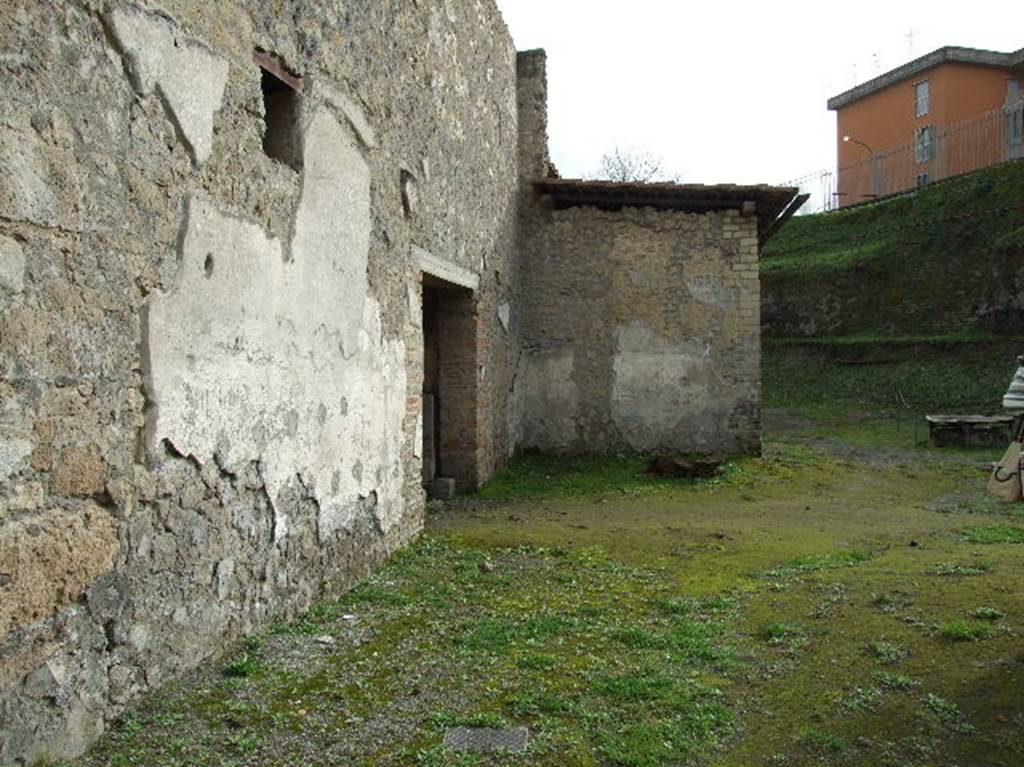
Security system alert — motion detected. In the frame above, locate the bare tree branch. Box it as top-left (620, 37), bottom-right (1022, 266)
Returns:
top-left (590, 147), bottom-right (682, 183)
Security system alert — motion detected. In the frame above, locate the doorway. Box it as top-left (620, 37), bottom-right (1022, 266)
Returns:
top-left (422, 277), bottom-right (479, 496)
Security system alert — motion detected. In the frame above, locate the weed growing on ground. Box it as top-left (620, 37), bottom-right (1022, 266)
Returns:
top-left (764, 549), bottom-right (872, 579)
top-left (840, 686), bottom-right (883, 713)
top-left (222, 637), bottom-right (263, 678)
top-left (871, 591), bottom-right (911, 612)
top-left (810, 582), bottom-right (847, 618)
top-left (517, 653), bottom-right (558, 671)
top-left (868, 640), bottom-right (909, 664)
top-left (759, 622), bottom-right (807, 652)
top-left (507, 690), bottom-right (573, 716)
top-left (873, 591), bottom-right (894, 608)
top-left (652, 596), bottom-right (693, 616)
top-left (937, 619), bottom-right (992, 642)
top-left (415, 744), bottom-right (480, 767)
top-left (798, 728), bottom-right (849, 753)
top-left (921, 693), bottom-right (974, 734)
top-left (874, 671), bottom-right (919, 691)
top-left (428, 711), bottom-right (509, 729)
top-left (933, 562), bottom-right (991, 576)
top-left (969, 606), bottom-right (1005, 621)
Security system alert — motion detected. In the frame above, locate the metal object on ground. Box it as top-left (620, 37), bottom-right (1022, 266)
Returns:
top-left (443, 726), bottom-right (529, 754)
top-left (926, 414), bottom-right (1015, 448)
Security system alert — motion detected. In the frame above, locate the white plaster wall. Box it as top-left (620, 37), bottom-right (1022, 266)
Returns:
top-left (611, 321), bottom-right (726, 452)
top-left (106, 7), bottom-right (229, 165)
top-left (145, 108), bottom-right (407, 539)
top-left (517, 349), bottom-right (578, 451)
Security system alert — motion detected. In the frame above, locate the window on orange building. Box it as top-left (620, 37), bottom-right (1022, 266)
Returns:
top-left (915, 125), bottom-right (935, 163)
top-left (1010, 107), bottom-right (1023, 144)
top-left (915, 80), bottom-right (930, 117)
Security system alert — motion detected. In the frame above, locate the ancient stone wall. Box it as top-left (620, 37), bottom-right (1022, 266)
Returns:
top-left (519, 204), bottom-right (762, 455)
top-left (0, 0), bottom-right (519, 761)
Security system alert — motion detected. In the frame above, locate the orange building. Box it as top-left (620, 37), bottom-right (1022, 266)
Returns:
top-left (828, 46), bottom-right (1024, 206)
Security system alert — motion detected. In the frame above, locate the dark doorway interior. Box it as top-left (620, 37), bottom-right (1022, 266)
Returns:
top-left (422, 278), bottom-right (478, 496)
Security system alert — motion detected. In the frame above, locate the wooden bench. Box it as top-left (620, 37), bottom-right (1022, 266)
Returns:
top-left (926, 415), bottom-right (1016, 448)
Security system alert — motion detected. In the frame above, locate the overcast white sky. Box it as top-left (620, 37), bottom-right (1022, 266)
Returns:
top-left (496, 1), bottom-right (1020, 185)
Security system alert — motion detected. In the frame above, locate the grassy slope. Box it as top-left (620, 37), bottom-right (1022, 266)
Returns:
top-left (762, 160), bottom-right (1024, 338)
top-left (763, 338), bottom-right (1020, 418)
top-left (764, 160), bottom-right (1024, 278)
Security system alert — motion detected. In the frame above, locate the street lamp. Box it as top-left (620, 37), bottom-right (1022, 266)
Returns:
top-left (842, 135), bottom-right (881, 199)
top-left (843, 134), bottom-right (874, 156)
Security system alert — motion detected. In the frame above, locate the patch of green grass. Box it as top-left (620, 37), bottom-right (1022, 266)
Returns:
top-left (453, 617), bottom-right (517, 654)
top-left (868, 640), bottom-right (909, 664)
top-left (763, 339), bottom-right (1022, 420)
top-left (222, 636), bottom-right (264, 679)
top-left (799, 727), bottom-right (849, 753)
top-left (476, 452), bottom-right (745, 501)
top-left (933, 562), bottom-right (992, 576)
top-left (937, 619), bottom-right (993, 642)
top-left (765, 549), bottom-right (872, 579)
top-left (426, 710), bottom-right (509, 729)
top-left (516, 653), bottom-right (558, 671)
top-left (872, 591), bottom-right (898, 610)
top-left (594, 671), bottom-right (676, 702)
top-left (611, 626), bottom-right (665, 649)
top-left (962, 524), bottom-right (1024, 544)
top-left (839, 686), bottom-right (883, 713)
top-left (759, 622), bottom-right (807, 646)
top-left (415, 744), bottom-right (481, 767)
top-left (224, 730), bottom-right (262, 755)
top-left (969, 606), bottom-right (1005, 621)
top-left (667, 620), bottom-right (733, 666)
top-left (610, 620), bottom-right (732, 666)
top-left (592, 696), bottom-right (733, 767)
top-left (810, 582), bottom-right (847, 618)
top-left (342, 582), bottom-right (416, 607)
top-left (652, 596), bottom-right (694, 616)
top-left (698, 595), bottom-right (738, 613)
top-left (507, 690), bottom-right (573, 716)
top-left (874, 671), bottom-right (919, 691)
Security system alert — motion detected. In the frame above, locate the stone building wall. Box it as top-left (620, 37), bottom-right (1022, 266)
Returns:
top-left (0, 0), bottom-right (520, 762)
top-left (0, 2), bottom-right (776, 760)
top-left (518, 204), bottom-right (762, 455)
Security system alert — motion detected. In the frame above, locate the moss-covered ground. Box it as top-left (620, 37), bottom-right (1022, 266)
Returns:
top-left (71, 352), bottom-right (1024, 766)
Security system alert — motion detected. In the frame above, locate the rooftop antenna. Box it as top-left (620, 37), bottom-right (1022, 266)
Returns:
top-left (872, 51), bottom-right (881, 74)
top-left (906, 29), bottom-right (915, 58)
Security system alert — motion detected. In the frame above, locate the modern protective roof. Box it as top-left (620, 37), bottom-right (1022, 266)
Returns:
top-left (828, 45), bottom-right (1024, 111)
top-left (532, 178), bottom-right (805, 244)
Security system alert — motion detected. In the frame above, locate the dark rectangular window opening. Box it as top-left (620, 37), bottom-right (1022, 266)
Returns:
top-left (256, 53), bottom-right (303, 171)
top-left (915, 125), bottom-right (935, 164)
top-left (421, 278), bottom-right (479, 496)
